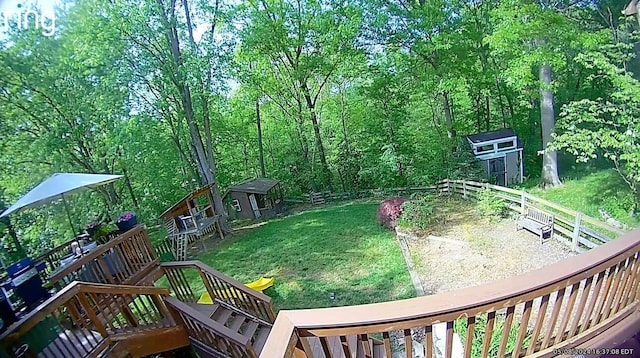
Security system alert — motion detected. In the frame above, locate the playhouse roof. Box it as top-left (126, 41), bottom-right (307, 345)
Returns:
top-left (228, 178), bottom-right (280, 195)
top-left (159, 183), bottom-right (214, 219)
top-left (624, 1), bottom-right (638, 16)
top-left (467, 128), bottom-right (517, 144)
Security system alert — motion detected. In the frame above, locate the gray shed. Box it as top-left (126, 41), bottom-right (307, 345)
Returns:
top-left (222, 178), bottom-right (285, 220)
top-left (467, 128), bottom-right (524, 186)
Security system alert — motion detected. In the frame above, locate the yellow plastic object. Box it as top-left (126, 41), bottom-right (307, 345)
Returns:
top-left (197, 277), bottom-right (275, 304)
top-left (198, 292), bottom-right (214, 304)
top-left (245, 276), bottom-right (275, 292)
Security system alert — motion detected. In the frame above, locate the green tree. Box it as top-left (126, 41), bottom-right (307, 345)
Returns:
top-left (236, 0), bottom-right (363, 191)
top-left (551, 46), bottom-right (640, 214)
top-left (486, 0), bottom-right (590, 187)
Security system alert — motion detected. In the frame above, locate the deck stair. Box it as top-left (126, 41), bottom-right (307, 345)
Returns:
top-left (0, 281), bottom-right (190, 358)
top-left (165, 298), bottom-right (273, 357)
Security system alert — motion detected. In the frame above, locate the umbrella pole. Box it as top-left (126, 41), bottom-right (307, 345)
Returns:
top-left (61, 194), bottom-right (77, 235)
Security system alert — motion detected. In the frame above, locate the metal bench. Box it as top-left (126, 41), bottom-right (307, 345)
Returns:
top-left (517, 208), bottom-right (554, 243)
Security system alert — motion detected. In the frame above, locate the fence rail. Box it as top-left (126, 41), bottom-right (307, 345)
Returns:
top-left (292, 179), bottom-right (628, 252)
top-left (443, 179), bottom-right (626, 252)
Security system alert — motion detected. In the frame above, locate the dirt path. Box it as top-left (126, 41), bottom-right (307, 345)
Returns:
top-left (404, 199), bottom-right (576, 296)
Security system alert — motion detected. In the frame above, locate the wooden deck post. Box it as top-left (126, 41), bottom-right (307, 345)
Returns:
top-left (572, 212), bottom-right (582, 252)
top-left (520, 192), bottom-right (527, 214)
top-left (462, 181), bottom-right (467, 198)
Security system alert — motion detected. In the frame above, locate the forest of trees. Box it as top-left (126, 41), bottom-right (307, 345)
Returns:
top-left (0, 0), bottom-right (639, 253)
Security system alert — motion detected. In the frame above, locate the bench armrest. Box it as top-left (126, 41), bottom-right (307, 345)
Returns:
top-left (540, 223), bottom-right (553, 231)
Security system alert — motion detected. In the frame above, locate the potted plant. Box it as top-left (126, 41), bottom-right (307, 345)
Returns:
top-left (116, 211), bottom-right (138, 232)
top-left (85, 221), bottom-right (102, 238)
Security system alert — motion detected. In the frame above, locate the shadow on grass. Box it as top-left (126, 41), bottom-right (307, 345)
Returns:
top-left (197, 201), bottom-right (415, 312)
top-left (521, 168), bottom-right (638, 227)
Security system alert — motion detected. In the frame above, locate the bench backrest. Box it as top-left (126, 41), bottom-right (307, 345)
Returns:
top-left (526, 208), bottom-right (554, 224)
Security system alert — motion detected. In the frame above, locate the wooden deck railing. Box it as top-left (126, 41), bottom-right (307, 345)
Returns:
top-left (260, 229), bottom-right (640, 357)
top-left (160, 261), bottom-right (276, 324)
top-left (33, 232), bottom-right (121, 278)
top-left (0, 281), bottom-right (180, 358)
top-left (47, 225), bottom-right (159, 290)
top-left (32, 237), bottom-right (84, 278)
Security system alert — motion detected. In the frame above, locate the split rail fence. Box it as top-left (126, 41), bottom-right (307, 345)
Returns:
top-left (292, 179), bottom-right (628, 252)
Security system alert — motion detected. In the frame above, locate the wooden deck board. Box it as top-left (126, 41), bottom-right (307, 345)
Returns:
top-left (38, 329), bottom-right (104, 358)
top-left (184, 302), bottom-right (220, 318)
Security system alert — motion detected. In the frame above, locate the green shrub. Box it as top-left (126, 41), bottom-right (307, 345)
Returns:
top-left (476, 189), bottom-right (507, 222)
top-left (602, 192), bottom-right (635, 220)
top-left (397, 195), bottom-right (435, 230)
top-left (454, 313), bottom-right (532, 357)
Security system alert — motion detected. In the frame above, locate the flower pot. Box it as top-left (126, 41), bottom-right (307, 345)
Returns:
top-left (86, 227), bottom-right (97, 238)
top-left (116, 216), bottom-right (137, 232)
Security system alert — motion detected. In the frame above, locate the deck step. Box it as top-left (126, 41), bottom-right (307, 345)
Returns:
top-left (227, 314), bottom-right (246, 332)
top-left (211, 305), bottom-right (233, 324)
top-left (242, 320), bottom-right (260, 339)
top-left (185, 302), bottom-right (220, 318)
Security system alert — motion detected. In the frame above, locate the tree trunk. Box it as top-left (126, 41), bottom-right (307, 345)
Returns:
top-left (474, 95), bottom-right (482, 132)
top-left (442, 91), bottom-right (454, 139)
top-left (301, 82), bottom-right (332, 191)
top-left (485, 96), bottom-right (491, 131)
top-left (256, 98), bottom-right (266, 177)
top-left (0, 216), bottom-right (26, 258)
top-left (159, 0), bottom-right (231, 233)
top-left (539, 63), bottom-right (562, 187)
top-left (122, 165), bottom-right (139, 210)
top-left (339, 83), bottom-right (350, 155)
top-left (267, 140), bottom-right (276, 167)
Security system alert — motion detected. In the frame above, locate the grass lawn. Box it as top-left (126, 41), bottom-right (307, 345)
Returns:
top-left (197, 201), bottom-right (415, 312)
top-left (519, 169), bottom-right (639, 228)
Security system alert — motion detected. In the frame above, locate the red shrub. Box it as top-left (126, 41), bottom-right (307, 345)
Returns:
top-left (377, 197), bottom-right (408, 230)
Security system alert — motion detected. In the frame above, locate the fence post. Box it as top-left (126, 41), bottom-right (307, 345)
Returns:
top-left (572, 212), bottom-right (582, 253)
top-left (462, 181), bottom-right (467, 198)
top-left (520, 192), bottom-right (526, 214)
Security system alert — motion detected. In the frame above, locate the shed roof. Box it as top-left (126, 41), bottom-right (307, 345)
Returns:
top-left (467, 128), bottom-right (517, 144)
top-left (228, 178), bottom-right (280, 195)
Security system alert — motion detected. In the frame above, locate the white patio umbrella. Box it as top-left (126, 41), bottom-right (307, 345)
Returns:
top-left (0, 173), bottom-right (123, 234)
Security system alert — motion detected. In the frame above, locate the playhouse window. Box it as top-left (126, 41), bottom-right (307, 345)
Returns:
top-left (232, 199), bottom-right (241, 212)
top-left (477, 144), bottom-right (494, 153)
top-left (497, 141), bottom-right (515, 150)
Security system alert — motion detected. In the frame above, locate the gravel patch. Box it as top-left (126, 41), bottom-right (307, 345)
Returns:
top-left (405, 200), bottom-right (576, 296)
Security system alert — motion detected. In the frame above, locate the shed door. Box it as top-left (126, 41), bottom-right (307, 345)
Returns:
top-left (488, 157), bottom-right (506, 186)
top-left (248, 194), bottom-right (261, 218)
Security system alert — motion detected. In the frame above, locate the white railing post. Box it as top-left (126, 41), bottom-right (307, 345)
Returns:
top-left (462, 181), bottom-right (467, 198)
top-left (572, 212), bottom-right (582, 252)
top-left (520, 192), bottom-right (527, 214)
